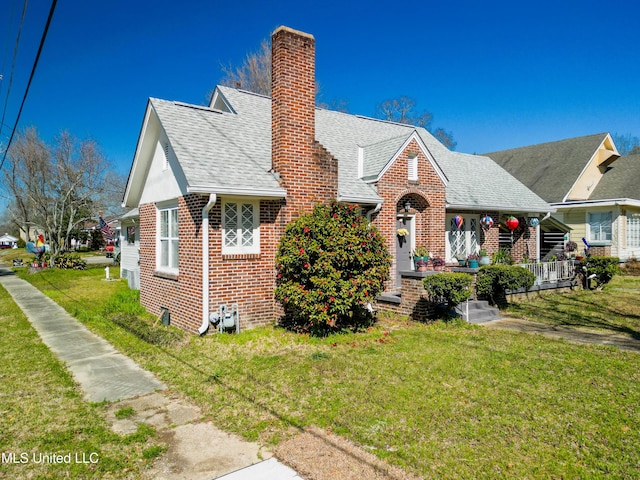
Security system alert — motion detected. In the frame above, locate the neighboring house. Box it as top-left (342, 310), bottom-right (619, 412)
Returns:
top-left (122, 26), bottom-right (551, 333)
top-left (0, 233), bottom-right (18, 249)
top-left (117, 208), bottom-right (140, 289)
top-left (487, 133), bottom-right (640, 260)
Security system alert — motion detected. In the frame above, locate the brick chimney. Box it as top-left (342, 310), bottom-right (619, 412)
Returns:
top-left (271, 26), bottom-right (337, 219)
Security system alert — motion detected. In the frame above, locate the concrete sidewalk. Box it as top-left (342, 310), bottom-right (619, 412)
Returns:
top-left (0, 265), bottom-right (303, 479)
top-left (0, 266), bottom-right (165, 402)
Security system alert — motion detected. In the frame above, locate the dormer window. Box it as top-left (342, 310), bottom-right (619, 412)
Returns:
top-left (408, 153), bottom-right (418, 181)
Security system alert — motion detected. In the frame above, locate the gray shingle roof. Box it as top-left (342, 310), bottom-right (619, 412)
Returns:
top-left (149, 85), bottom-right (550, 212)
top-left (150, 95), bottom-right (284, 196)
top-left (590, 154), bottom-right (640, 200)
top-left (485, 133), bottom-right (610, 203)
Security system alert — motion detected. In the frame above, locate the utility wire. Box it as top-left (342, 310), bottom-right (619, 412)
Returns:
top-left (0, 0), bottom-right (58, 171)
top-left (0, 0), bottom-right (27, 139)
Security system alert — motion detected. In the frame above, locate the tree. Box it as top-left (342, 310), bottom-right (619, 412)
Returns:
top-left (216, 38), bottom-right (349, 111)
top-left (219, 38), bottom-right (272, 96)
top-left (1, 127), bottom-right (124, 256)
top-left (612, 133), bottom-right (640, 155)
top-left (375, 96), bottom-right (457, 150)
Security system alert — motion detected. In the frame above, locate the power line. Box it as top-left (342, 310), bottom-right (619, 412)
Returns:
top-left (0, 0), bottom-right (27, 139)
top-left (0, 0), bottom-right (58, 171)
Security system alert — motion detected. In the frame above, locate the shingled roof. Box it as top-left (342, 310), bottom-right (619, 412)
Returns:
top-left (131, 85), bottom-right (550, 213)
top-left (485, 133), bottom-right (611, 203)
top-left (590, 154), bottom-right (640, 200)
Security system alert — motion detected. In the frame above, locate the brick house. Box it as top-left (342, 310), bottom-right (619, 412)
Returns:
top-left (122, 26), bottom-right (551, 333)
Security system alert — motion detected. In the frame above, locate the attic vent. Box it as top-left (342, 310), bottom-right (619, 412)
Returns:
top-left (408, 153), bottom-right (418, 181)
top-left (162, 142), bottom-right (170, 170)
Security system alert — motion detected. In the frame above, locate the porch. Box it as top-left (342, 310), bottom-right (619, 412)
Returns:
top-left (376, 260), bottom-right (580, 323)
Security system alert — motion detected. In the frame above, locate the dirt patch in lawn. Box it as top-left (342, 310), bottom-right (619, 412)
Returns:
top-left (275, 426), bottom-right (422, 480)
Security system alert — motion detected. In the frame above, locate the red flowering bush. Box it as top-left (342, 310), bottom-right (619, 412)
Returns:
top-left (275, 201), bottom-right (391, 336)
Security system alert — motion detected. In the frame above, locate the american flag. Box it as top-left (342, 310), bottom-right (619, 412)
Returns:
top-left (99, 216), bottom-right (114, 241)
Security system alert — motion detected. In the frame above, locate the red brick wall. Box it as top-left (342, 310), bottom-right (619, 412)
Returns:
top-left (139, 195), bottom-right (284, 333)
top-left (371, 140), bottom-right (447, 287)
top-left (139, 196), bottom-right (201, 332)
top-left (499, 215), bottom-right (539, 261)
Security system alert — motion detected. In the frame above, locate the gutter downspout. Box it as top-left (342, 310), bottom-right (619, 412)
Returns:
top-left (198, 194), bottom-right (217, 335)
top-left (366, 203), bottom-right (383, 223)
top-left (537, 211), bottom-right (552, 262)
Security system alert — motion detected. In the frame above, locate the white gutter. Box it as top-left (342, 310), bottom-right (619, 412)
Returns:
top-left (553, 198), bottom-right (640, 209)
top-left (366, 203), bottom-right (383, 222)
top-left (188, 185), bottom-right (286, 198)
top-left (446, 203), bottom-right (555, 213)
top-left (198, 194), bottom-right (217, 335)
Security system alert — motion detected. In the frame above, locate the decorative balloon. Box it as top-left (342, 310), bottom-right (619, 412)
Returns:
top-left (480, 215), bottom-right (494, 230)
top-left (528, 217), bottom-right (540, 227)
top-left (453, 215), bottom-right (464, 230)
top-left (505, 216), bottom-right (519, 232)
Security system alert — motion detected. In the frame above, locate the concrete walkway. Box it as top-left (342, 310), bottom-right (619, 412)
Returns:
top-left (484, 317), bottom-right (640, 352)
top-left (0, 267), bottom-right (165, 402)
top-left (0, 264), bottom-right (303, 479)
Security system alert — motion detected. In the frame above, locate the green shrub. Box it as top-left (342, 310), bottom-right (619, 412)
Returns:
top-left (585, 256), bottom-right (619, 288)
top-left (422, 273), bottom-right (474, 309)
top-left (476, 264), bottom-right (536, 307)
top-left (491, 248), bottom-right (514, 265)
top-left (275, 201), bottom-right (391, 336)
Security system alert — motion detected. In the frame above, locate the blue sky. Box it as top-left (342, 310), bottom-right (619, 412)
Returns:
top-left (1, 0), bottom-right (639, 181)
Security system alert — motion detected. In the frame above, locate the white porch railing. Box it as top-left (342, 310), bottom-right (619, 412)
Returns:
top-left (518, 260), bottom-right (575, 285)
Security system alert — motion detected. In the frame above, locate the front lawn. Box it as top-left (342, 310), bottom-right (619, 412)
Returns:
top-left (506, 275), bottom-right (640, 338)
top-left (0, 280), bottom-right (163, 479)
top-left (15, 267), bottom-right (640, 478)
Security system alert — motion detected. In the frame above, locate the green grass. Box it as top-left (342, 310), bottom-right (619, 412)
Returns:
top-left (506, 275), bottom-right (640, 338)
top-left (13, 267), bottom-right (640, 479)
top-left (114, 407), bottom-right (135, 419)
top-left (0, 280), bottom-right (163, 479)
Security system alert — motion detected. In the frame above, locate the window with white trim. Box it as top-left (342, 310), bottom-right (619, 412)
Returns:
top-left (408, 153), bottom-right (418, 181)
top-left (588, 211), bottom-right (612, 243)
top-left (627, 214), bottom-right (640, 248)
top-left (446, 214), bottom-right (478, 260)
top-left (158, 206), bottom-right (178, 271)
top-left (222, 200), bottom-right (260, 254)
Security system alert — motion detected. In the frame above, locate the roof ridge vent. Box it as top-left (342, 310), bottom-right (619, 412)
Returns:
top-left (173, 101), bottom-right (224, 114)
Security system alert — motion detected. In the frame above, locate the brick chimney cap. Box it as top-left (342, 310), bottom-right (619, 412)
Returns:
top-left (272, 25), bottom-right (315, 40)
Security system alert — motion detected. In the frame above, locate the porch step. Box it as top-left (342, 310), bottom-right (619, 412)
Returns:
top-left (454, 300), bottom-right (501, 324)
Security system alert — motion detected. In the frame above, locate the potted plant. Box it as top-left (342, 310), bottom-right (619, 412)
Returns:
top-left (413, 245), bottom-right (429, 266)
top-left (565, 240), bottom-right (578, 259)
top-left (479, 249), bottom-right (491, 266)
top-left (431, 257), bottom-right (446, 271)
top-left (456, 255), bottom-right (467, 266)
top-left (415, 259), bottom-right (428, 272)
top-left (397, 228), bottom-right (409, 247)
top-left (467, 253), bottom-right (480, 268)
